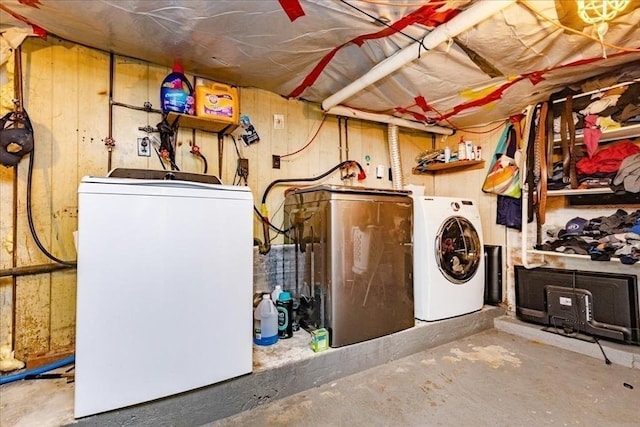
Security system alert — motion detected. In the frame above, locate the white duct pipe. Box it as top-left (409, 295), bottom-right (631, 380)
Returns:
top-left (325, 105), bottom-right (453, 135)
top-left (388, 123), bottom-right (403, 190)
top-left (322, 0), bottom-right (517, 112)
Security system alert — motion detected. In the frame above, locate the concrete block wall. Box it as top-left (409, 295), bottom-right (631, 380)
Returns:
top-left (253, 244), bottom-right (305, 295)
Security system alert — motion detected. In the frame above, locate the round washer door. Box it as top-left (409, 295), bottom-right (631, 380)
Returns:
top-left (435, 216), bottom-right (481, 284)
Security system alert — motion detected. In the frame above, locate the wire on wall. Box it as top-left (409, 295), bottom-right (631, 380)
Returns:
top-left (280, 115), bottom-right (329, 159)
top-left (520, 0), bottom-right (640, 53)
top-left (338, 0), bottom-right (433, 50)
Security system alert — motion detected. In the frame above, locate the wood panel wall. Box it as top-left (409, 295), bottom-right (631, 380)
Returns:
top-left (0, 36), bottom-right (506, 360)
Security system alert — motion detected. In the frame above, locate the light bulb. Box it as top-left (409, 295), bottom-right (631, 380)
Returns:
top-left (576, 0), bottom-right (631, 24)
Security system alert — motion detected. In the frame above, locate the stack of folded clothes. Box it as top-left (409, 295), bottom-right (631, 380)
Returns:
top-left (535, 209), bottom-right (640, 264)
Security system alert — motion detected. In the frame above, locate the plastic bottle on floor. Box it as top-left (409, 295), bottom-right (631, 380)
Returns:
top-left (276, 291), bottom-right (294, 339)
top-left (271, 285), bottom-right (282, 303)
top-left (254, 294), bottom-right (278, 346)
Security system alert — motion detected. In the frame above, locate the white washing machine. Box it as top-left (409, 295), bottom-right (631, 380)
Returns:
top-left (412, 196), bottom-right (485, 321)
top-left (75, 174), bottom-right (253, 418)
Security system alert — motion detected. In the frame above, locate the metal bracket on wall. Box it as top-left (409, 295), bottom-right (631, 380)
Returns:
top-left (138, 125), bottom-right (156, 134)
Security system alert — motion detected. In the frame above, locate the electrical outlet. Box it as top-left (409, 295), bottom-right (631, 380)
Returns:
top-left (238, 158), bottom-right (249, 176)
top-left (272, 155), bottom-right (281, 169)
top-left (273, 114), bottom-right (285, 129)
top-left (137, 137), bottom-right (151, 157)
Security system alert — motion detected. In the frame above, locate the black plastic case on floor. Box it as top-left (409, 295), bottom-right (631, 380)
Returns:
top-left (515, 266), bottom-right (640, 345)
top-left (484, 245), bottom-right (503, 305)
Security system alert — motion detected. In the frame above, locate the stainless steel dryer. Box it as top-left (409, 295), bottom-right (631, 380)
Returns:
top-left (284, 185), bottom-right (414, 347)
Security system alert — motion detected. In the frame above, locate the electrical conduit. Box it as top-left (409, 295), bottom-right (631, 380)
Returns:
top-left (321, 0), bottom-right (517, 112)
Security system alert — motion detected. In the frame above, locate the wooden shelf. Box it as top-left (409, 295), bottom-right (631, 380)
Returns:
top-left (413, 160), bottom-right (485, 174)
top-left (547, 187), bottom-right (614, 196)
top-left (554, 123), bottom-right (640, 145)
top-left (526, 249), bottom-right (632, 264)
top-left (551, 79), bottom-right (640, 147)
top-left (166, 112), bottom-right (239, 134)
top-left (522, 79), bottom-right (640, 269)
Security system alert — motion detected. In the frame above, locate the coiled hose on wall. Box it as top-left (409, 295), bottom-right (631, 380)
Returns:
top-left (26, 136), bottom-right (77, 266)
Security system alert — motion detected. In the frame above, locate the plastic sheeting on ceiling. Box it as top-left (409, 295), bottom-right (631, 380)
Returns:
top-left (1, 0), bottom-right (639, 130)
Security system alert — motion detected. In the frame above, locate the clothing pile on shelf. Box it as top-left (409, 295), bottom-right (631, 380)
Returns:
top-left (535, 209), bottom-right (640, 264)
top-left (547, 77), bottom-right (640, 192)
top-left (414, 149), bottom-right (442, 172)
top-left (547, 139), bottom-right (640, 192)
top-left (613, 153), bottom-right (640, 193)
top-left (552, 80), bottom-right (640, 143)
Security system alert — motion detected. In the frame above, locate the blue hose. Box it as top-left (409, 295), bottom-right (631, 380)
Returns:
top-left (0, 355), bottom-right (75, 385)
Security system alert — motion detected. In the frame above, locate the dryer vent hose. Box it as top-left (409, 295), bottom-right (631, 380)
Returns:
top-left (387, 123), bottom-right (403, 190)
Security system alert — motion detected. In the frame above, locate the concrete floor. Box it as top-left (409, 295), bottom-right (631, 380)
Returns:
top-left (2, 306), bottom-right (502, 427)
top-left (209, 329), bottom-right (640, 427)
top-left (1, 311), bottom-right (639, 426)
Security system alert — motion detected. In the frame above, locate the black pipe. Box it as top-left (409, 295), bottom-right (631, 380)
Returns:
top-left (198, 152), bottom-right (208, 174)
top-left (261, 160), bottom-right (365, 205)
top-left (11, 164), bottom-right (18, 352)
top-left (25, 133), bottom-right (77, 266)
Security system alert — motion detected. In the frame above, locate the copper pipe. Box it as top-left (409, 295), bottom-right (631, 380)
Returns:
top-left (10, 45), bottom-right (24, 351)
top-left (344, 117), bottom-right (349, 161)
top-left (338, 116), bottom-right (343, 163)
top-left (0, 263), bottom-right (75, 278)
top-left (218, 133), bottom-right (223, 177)
top-left (107, 52), bottom-right (115, 172)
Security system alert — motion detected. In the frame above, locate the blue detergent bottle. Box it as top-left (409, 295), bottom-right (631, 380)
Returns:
top-left (160, 62), bottom-right (194, 115)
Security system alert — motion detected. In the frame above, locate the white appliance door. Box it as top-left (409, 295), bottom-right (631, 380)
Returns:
top-left (435, 216), bottom-right (482, 284)
top-left (75, 178), bottom-right (253, 418)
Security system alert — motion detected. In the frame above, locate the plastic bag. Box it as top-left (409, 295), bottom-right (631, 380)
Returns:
top-left (482, 122), bottom-right (521, 198)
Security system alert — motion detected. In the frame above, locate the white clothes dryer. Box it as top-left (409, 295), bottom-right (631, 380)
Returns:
top-left (412, 196), bottom-right (485, 321)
